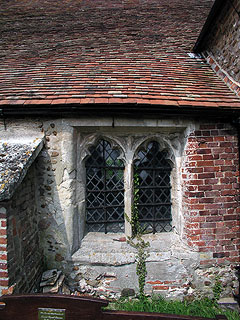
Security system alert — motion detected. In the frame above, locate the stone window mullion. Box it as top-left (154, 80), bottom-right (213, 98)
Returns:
top-left (124, 159), bottom-right (134, 238)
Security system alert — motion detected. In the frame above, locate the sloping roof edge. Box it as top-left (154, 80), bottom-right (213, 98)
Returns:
top-left (0, 137), bottom-right (44, 201)
top-left (193, 0), bottom-right (226, 52)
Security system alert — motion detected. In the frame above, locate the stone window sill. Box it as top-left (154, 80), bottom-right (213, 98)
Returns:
top-left (71, 232), bottom-right (194, 266)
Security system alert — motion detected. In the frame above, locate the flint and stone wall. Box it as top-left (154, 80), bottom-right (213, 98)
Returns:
top-left (0, 164), bottom-right (43, 295)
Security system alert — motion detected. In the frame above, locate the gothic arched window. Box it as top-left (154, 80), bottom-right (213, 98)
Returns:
top-left (85, 139), bottom-right (125, 234)
top-left (134, 141), bottom-right (172, 234)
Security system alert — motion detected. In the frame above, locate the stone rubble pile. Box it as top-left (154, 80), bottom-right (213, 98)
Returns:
top-left (39, 269), bottom-right (125, 299)
top-left (40, 269), bottom-right (70, 294)
top-left (71, 272), bottom-right (120, 299)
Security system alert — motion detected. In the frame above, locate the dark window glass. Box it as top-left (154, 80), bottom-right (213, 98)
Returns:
top-left (85, 139), bottom-right (124, 233)
top-left (134, 141), bottom-right (172, 233)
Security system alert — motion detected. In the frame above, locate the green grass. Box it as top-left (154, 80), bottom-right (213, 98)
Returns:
top-left (108, 296), bottom-right (240, 320)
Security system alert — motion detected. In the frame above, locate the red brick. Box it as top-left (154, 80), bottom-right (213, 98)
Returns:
top-left (198, 185), bottom-right (212, 191)
top-left (189, 179), bottom-right (204, 185)
top-left (189, 217), bottom-right (206, 223)
top-left (0, 221), bottom-right (6, 228)
top-left (0, 238), bottom-right (7, 245)
top-left (0, 279), bottom-right (8, 286)
top-left (188, 235), bottom-right (200, 241)
top-left (0, 254), bottom-right (7, 261)
top-left (206, 216), bottom-right (222, 222)
top-left (220, 142), bottom-right (234, 148)
top-left (0, 263), bottom-right (7, 270)
top-left (189, 155), bottom-right (202, 161)
top-left (190, 229), bottom-right (205, 235)
top-left (152, 286), bottom-right (169, 290)
top-left (213, 252), bottom-right (229, 258)
top-left (224, 215), bottom-right (239, 221)
top-left (198, 173), bottom-right (215, 179)
top-left (188, 204), bottom-right (205, 210)
top-left (203, 155), bottom-right (219, 161)
top-left (199, 197), bottom-right (214, 204)
top-left (147, 280), bottom-right (163, 285)
top-left (199, 247), bottom-right (215, 252)
top-left (0, 230), bottom-right (6, 236)
top-left (194, 241), bottom-right (206, 247)
top-left (197, 149), bottom-right (211, 155)
top-left (221, 166), bottom-right (236, 172)
top-left (205, 178), bottom-right (219, 185)
top-left (197, 160), bottom-right (214, 167)
top-left (188, 192), bottom-right (204, 198)
top-left (0, 271), bottom-right (8, 278)
top-left (187, 168), bottom-right (204, 173)
top-left (200, 234), bottom-right (215, 240)
top-left (205, 191), bottom-right (220, 197)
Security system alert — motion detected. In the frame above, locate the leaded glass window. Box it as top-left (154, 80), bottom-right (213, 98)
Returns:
top-left (134, 141), bottom-right (172, 233)
top-left (85, 139), bottom-right (124, 233)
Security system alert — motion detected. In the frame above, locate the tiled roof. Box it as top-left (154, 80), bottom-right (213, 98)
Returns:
top-left (0, 0), bottom-right (239, 111)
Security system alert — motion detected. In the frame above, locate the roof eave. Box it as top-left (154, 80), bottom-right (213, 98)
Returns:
top-left (1, 103), bottom-right (240, 119)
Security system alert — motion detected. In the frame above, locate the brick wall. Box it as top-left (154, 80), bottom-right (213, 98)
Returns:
top-left (202, 0), bottom-right (240, 96)
top-left (0, 207), bottom-right (8, 295)
top-left (0, 164), bottom-right (44, 295)
top-left (183, 122), bottom-right (240, 265)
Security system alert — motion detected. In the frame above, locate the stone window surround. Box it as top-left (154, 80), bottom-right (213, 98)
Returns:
top-left (73, 123), bottom-right (188, 255)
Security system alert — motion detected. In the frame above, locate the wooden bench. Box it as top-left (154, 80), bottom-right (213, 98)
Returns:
top-left (0, 294), bottom-right (227, 320)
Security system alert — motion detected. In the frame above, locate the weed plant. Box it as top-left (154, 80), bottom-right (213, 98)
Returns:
top-left (109, 296), bottom-right (239, 320)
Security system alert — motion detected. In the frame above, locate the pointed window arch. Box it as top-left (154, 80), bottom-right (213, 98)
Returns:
top-left (85, 139), bottom-right (125, 234)
top-left (134, 141), bottom-right (172, 234)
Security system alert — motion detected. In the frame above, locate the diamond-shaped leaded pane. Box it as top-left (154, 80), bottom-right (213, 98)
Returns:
top-left (106, 222), bottom-right (124, 233)
top-left (86, 139), bottom-right (124, 234)
top-left (107, 207), bottom-right (124, 222)
top-left (87, 192), bottom-right (105, 208)
top-left (139, 169), bottom-right (153, 186)
top-left (139, 188), bottom-right (153, 204)
top-left (87, 208), bottom-right (105, 223)
top-left (155, 205), bottom-right (171, 219)
top-left (155, 221), bottom-right (172, 232)
top-left (155, 188), bottom-right (171, 204)
top-left (138, 206), bottom-right (153, 220)
top-left (106, 169), bottom-right (124, 189)
top-left (106, 191), bottom-right (124, 207)
top-left (87, 223), bottom-right (105, 233)
top-left (134, 141), bottom-right (172, 234)
top-left (155, 171), bottom-right (171, 186)
top-left (86, 167), bottom-right (104, 190)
